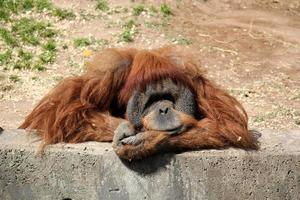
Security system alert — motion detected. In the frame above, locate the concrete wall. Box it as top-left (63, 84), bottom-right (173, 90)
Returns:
top-left (0, 129), bottom-right (299, 200)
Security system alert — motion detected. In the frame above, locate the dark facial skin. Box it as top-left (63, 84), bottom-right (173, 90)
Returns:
top-left (126, 79), bottom-right (196, 135)
top-left (113, 79), bottom-right (197, 148)
top-left (143, 100), bottom-right (183, 132)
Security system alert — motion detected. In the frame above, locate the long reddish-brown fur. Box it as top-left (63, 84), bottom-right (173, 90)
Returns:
top-left (20, 46), bottom-right (258, 159)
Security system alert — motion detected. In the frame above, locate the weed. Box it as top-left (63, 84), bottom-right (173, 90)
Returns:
top-left (13, 60), bottom-right (31, 70)
top-left (33, 63), bottom-right (46, 71)
top-left (13, 50), bottom-right (33, 69)
top-left (172, 38), bottom-right (192, 45)
top-left (253, 115), bottom-right (265, 123)
top-left (0, 84), bottom-right (13, 91)
top-left (0, 1), bottom-right (18, 14)
top-left (22, 0), bottom-right (35, 10)
top-left (68, 59), bottom-right (80, 68)
top-left (52, 8), bottom-right (75, 20)
top-left (42, 40), bottom-right (56, 51)
top-left (132, 5), bottom-right (146, 16)
top-left (0, 50), bottom-right (12, 65)
top-left (145, 21), bottom-right (164, 29)
top-left (160, 3), bottom-right (172, 16)
top-left (74, 37), bottom-right (93, 47)
top-left (179, 38), bottom-right (192, 45)
top-left (79, 11), bottom-right (96, 21)
top-left (0, 0), bottom-right (52, 17)
top-left (96, 0), bottom-right (109, 11)
top-left (0, 9), bottom-right (10, 21)
top-left (9, 75), bottom-right (21, 83)
top-left (253, 105), bottom-right (294, 123)
top-left (0, 0), bottom-right (62, 71)
top-left (31, 76), bottom-right (39, 80)
top-left (18, 49), bottom-right (33, 61)
top-left (39, 50), bottom-right (56, 64)
top-left (73, 37), bottom-right (108, 48)
top-left (12, 17), bottom-right (57, 45)
top-left (119, 20), bottom-right (137, 42)
top-left (0, 28), bottom-right (18, 46)
top-left (123, 19), bottom-right (135, 29)
top-left (120, 30), bottom-right (133, 42)
top-left (35, 0), bottom-right (53, 11)
top-left (108, 6), bottom-right (129, 14)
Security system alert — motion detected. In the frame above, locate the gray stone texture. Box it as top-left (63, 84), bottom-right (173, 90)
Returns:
top-left (0, 129), bottom-right (299, 200)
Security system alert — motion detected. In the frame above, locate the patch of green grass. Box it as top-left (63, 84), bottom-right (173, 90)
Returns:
top-left (73, 37), bottom-right (108, 48)
top-left (35, 0), bottom-right (53, 11)
top-left (22, 0), bottom-right (35, 10)
top-left (0, 0), bottom-right (19, 14)
top-left (52, 8), bottom-right (75, 20)
top-left (119, 20), bottom-right (137, 43)
top-left (39, 50), bottom-right (56, 64)
top-left (170, 37), bottom-right (192, 45)
top-left (132, 5), bottom-right (146, 16)
top-left (0, 28), bottom-right (18, 46)
top-left (74, 37), bottom-right (93, 47)
top-left (42, 39), bottom-right (56, 51)
top-left (12, 17), bottom-right (57, 45)
top-left (145, 20), bottom-right (168, 29)
top-left (160, 3), bottom-right (172, 16)
top-left (9, 75), bottom-right (21, 83)
top-left (0, 84), bottom-right (13, 92)
top-left (13, 50), bottom-right (33, 69)
top-left (107, 6), bottom-right (129, 15)
top-left (33, 63), bottom-right (46, 71)
top-left (31, 76), bottom-right (38, 80)
top-left (18, 49), bottom-right (33, 61)
top-left (253, 106), bottom-right (294, 123)
top-left (0, 0), bottom-right (52, 19)
top-left (0, 0), bottom-right (74, 22)
top-left (253, 115), bottom-right (265, 123)
top-left (123, 19), bottom-right (136, 29)
top-left (13, 60), bottom-right (31, 70)
top-left (178, 38), bottom-right (192, 45)
top-left (0, 50), bottom-right (12, 65)
top-left (120, 30), bottom-right (134, 42)
top-left (0, 9), bottom-right (10, 21)
top-left (0, 0), bottom-right (64, 71)
top-left (38, 39), bottom-right (57, 67)
top-left (79, 10), bottom-right (96, 21)
top-left (96, 0), bottom-right (109, 11)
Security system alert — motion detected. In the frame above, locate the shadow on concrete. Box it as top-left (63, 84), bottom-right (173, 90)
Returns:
top-left (120, 153), bottom-right (175, 175)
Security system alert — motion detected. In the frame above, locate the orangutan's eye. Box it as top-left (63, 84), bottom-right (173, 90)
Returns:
top-left (144, 93), bottom-right (175, 109)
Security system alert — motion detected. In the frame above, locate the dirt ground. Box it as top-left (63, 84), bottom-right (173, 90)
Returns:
top-left (0, 0), bottom-right (299, 130)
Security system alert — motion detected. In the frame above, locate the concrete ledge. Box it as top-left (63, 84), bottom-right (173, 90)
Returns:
top-left (0, 129), bottom-right (299, 200)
